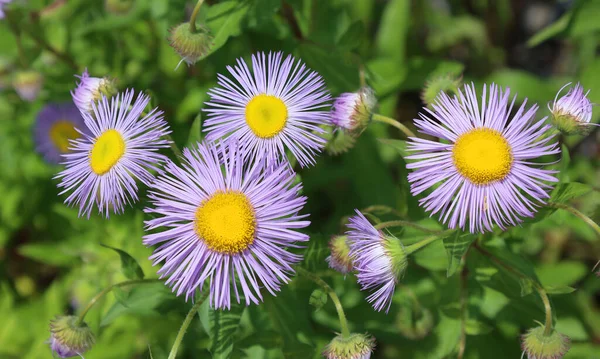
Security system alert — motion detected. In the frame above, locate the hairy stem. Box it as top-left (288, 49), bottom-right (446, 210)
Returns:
top-left (297, 267), bottom-right (350, 338)
top-left (372, 114), bottom-right (416, 138)
top-left (547, 202), bottom-right (600, 239)
top-left (167, 292), bottom-right (209, 359)
top-left (189, 0), bottom-right (205, 33)
top-left (457, 266), bottom-right (468, 359)
top-left (77, 279), bottom-right (162, 324)
top-left (375, 220), bottom-right (442, 235)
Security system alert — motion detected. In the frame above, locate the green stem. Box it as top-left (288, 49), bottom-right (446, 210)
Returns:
top-left (361, 205), bottom-right (403, 218)
top-left (5, 12), bottom-right (28, 68)
top-left (165, 134), bottom-right (183, 160)
top-left (189, 0), bottom-right (205, 33)
top-left (548, 202), bottom-right (600, 239)
top-left (167, 292), bottom-right (209, 359)
top-left (372, 114), bottom-right (416, 138)
top-left (475, 244), bottom-right (553, 335)
top-left (77, 279), bottom-right (161, 324)
top-left (375, 220), bottom-right (442, 235)
top-left (20, 25), bottom-right (78, 70)
top-left (297, 267), bottom-right (350, 338)
top-left (405, 234), bottom-right (446, 254)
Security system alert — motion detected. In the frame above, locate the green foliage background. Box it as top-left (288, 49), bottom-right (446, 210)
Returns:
top-left (0, 0), bottom-right (599, 358)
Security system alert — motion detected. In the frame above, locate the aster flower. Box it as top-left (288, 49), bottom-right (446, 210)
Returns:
top-left (331, 86), bottom-right (377, 134)
top-left (56, 89), bottom-right (171, 218)
top-left (407, 83), bottom-right (559, 233)
top-left (549, 82), bottom-right (597, 135)
top-left (72, 69), bottom-right (117, 114)
top-left (49, 316), bottom-right (95, 358)
top-left (204, 52), bottom-right (331, 167)
top-left (34, 102), bottom-right (88, 164)
top-left (346, 210), bottom-right (407, 312)
top-left (143, 140), bottom-right (310, 309)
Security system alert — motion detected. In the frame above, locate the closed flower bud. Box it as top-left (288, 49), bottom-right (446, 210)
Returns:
top-left (396, 305), bottom-right (434, 340)
top-left (326, 235), bottom-right (354, 275)
top-left (12, 70), bottom-right (44, 102)
top-left (105, 0), bottom-right (134, 15)
top-left (331, 87), bottom-right (377, 134)
top-left (49, 316), bottom-right (95, 358)
top-left (323, 333), bottom-right (376, 359)
top-left (324, 128), bottom-right (357, 155)
top-left (421, 74), bottom-right (462, 109)
top-left (521, 326), bottom-right (570, 359)
top-left (71, 69), bottom-right (118, 114)
top-left (550, 82), bottom-right (596, 136)
top-left (169, 22), bottom-right (214, 67)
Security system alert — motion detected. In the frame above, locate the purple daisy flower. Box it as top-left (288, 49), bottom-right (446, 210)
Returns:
top-left (34, 102), bottom-right (89, 164)
top-left (550, 82), bottom-right (597, 135)
top-left (331, 86), bottom-right (377, 134)
top-left (56, 89), bottom-right (171, 218)
top-left (143, 140), bottom-right (310, 309)
top-left (407, 83), bottom-right (560, 233)
top-left (72, 69), bottom-right (117, 114)
top-left (204, 52), bottom-right (331, 167)
top-left (346, 210), bottom-right (407, 313)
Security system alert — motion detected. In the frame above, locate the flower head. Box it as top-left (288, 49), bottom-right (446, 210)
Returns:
top-left (169, 22), bottom-right (213, 67)
top-left (407, 83), bottom-right (559, 233)
top-left (56, 90), bottom-right (171, 218)
top-left (323, 333), bottom-right (375, 359)
top-left (12, 70), bottom-right (43, 102)
top-left (549, 82), bottom-right (596, 135)
top-left (72, 69), bottom-right (118, 114)
top-left (331, 86), bottom-right (377, 134)
top-left (346, 210), bottom-right (407, 312)
top-left (204, 52), bottom-right (331, 167)
top-left (49, 316), bottom-right (95, 358)
top-left (143, 140), bottom-right (310, 309)
top-left (326, 235), bottom-right (354, 275)
top-left (34, 102), bottom-right (89, 164)
top-left (521, 326), bottom-right (570, 359)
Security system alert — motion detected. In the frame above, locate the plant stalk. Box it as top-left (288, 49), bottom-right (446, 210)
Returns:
top-left (372, 114), bottom-right (416, 138)
top-left (167, 292), bottom-right (209, 359)
top-left (547, 202), bottom-right (600, 239)
top-left (375, 220), bottom-right (442, 235)
top-left (189, 0), bottom-right (205, 33)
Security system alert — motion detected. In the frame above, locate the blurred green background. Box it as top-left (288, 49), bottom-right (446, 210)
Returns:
top-left (0, 0), bottom-right (599, 358)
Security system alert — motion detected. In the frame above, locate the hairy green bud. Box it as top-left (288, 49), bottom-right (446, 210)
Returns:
top-left (49, 316), bottom-right (95, 358)
top-left (323, 333), bottom-right (376, 359)
top-left (421, 74), bottom-right (462, 109)
top-left (521, 326), bottom-right (570, 359)
top-left (169, 22), bottom-right (214, 67)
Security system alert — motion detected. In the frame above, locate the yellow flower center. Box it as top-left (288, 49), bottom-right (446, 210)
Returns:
top-left (90, 129), bottom-right (125, 175)
top-left (452, 128), bottom-right (513, 185)
top-left (49, 120), bottom-right (80, 153)
top-left (245, 94), bottom-right (288, 138)
top-left (194, 191), bottom-right (256, 254)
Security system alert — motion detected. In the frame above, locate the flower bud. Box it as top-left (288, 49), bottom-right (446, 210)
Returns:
top-left (325, 128), bottom-right (357, 155)
top-left (323, 333), bottom-right (375, 359)
top-left (49, 316), bottom-right (95, 358)
top-left (421, 74), bottom-right (462, 109)
top-left (550, 82), bottom-right (596, 136)
top-left (12, 70), bottom-right (44, 102)
top-left (326, 235), bottom-right (354, 275)
top-left (396, 305), bottom-right (434, 340)
top-left (330, 86), bottom-right (377, 135)
top-left (309, 289), bottom-right (328, 311)
top-left (105, 0), bottom-right (134, 15)
top-left (521, 326), bottom-right (570, 359)
top-left (169, 22), bottom-right (214, 67)
top-left (71, 69), bottom-right (118, 114)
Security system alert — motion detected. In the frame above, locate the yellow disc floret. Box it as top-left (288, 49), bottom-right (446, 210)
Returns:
top-left (194, 191), bottom-right (256, 254)
top-left (452, 128), bottom-right (513, 185)
top-left (90, 129), bottom-right (126, 175)
top-left (245, 94), bottom-right (288, 138)
top-left (49, 120), bottom-right (80, 153)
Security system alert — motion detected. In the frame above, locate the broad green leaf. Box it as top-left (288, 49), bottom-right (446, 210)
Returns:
top-left (443, 233), bottom-right (476, 277)
top-left (375, 0), bottom-right (409, 60)
top-left (186, 114), bottom-right (203, 147)
top-left (465, 319), bottom-right (494, 336)
top-left (336, 21), bottom-right (365, 50)
top-left (18, 241), bottom-right (78, 267)
top-left (101, 283), bottom-right (174, 326)
top-left (201, 1), bottom-right (250, 60)
top-left (536, 261), bottom-right (587, 288)
top-left (112, 286), bottom-right (130, 307)
top-left (100, 243), bottom-right (145, 280)
top-left (550, 182), bottom-right (592, 204)
top-left (527, 13), bottom-right (571, 47)
top-left (297, 44), bottom-right (359, 93)
top-left (379, 139), bottom-right (409, 159)
top-left (199, 301), bottom-right (246, 359)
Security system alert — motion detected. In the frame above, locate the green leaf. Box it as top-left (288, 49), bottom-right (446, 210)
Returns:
top-left (527, 13), bottom-right (571, 47)
top-left (378, 139), bottom-right (409, 158)
top-left (465, 319), bottom-right (494, 335)
top-left (375, 0), bottom-right (410, 60)
top-left (198, 301), bottom-right (246, 359)
top-left (536, 261), bottom-right (587, 288)
top-left (202, 1), bottom-right (250, 60)
top-left (544, 285), bottom-right (576, 295)
top-left (112, 286), bottom-right (130, 307)
top-left (186, 114), bottom-right (203, 147)
top-left (100, 243), bottom-right (145, 280)
top-left (101, 283), bottom-right (174, 326)
top-left (297, 44), bottom-right (359, 93)
top-left (336, 21), bottom-right (365, 50)
top-left (550, 182), bottom-right (592, 204)
top-left (443, 233), bottom-right (475, 277)
top-left (263, 287), bottom-right (315, 359)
